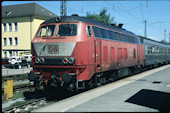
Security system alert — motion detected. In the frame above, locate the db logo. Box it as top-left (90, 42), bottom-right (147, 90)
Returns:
top-left (48, 45), bottom-right (59, 54)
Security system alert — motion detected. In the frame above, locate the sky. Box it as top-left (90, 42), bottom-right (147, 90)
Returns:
top-left (2, 1), bottom-right (170, 42)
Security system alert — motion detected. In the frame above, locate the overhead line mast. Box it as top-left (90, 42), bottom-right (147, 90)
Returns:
top-left (60, 0), bottom-right (67, 16)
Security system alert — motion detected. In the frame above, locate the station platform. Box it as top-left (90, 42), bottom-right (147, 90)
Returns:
top-left (33, 65), bottom-right (170, 112)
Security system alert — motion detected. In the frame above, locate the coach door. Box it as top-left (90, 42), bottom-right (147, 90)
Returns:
top-left (95, 39), bottom-right (101, 73)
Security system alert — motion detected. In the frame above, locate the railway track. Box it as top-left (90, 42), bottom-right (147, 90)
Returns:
top-left (2, 73), bottom-right (28, 83)
top-left (2, 73), bottom-right (29, 94)
top-left (2, 81), bottom-right (30, 95)
top-left (2, 97), bottom-right (47, 112)
top-left (2, 87), bottom-right (76, 112)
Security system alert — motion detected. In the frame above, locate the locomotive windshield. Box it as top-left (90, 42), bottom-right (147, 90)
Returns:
top-left (37, 25), bottom-right (55, 37)
top-left (57, 24), bottom-right (77, 36)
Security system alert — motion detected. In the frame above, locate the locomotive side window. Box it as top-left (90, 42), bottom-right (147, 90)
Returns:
top-left (37, 25), bottom-right (55, 37)
top-left (92, 26), bottom-right (102, 38)
top-left (105, 30), bottom-right (110, 39)
top-left (134, 37), bottom-right (139, 44)
top-left (57, 24), bottom-right (77, 36)
top-left (108, 30), bottom-right (115, 40)
top-left (120, 34), bottom-right (126, 42)
top-left (128, 36), bottom-right (134, 43)
top-left (100, 28), bottom-right (107, 38)
top-left (86, 25), bottom-right (92, 37)
top-left (115, 33), bottom-right (121, 41)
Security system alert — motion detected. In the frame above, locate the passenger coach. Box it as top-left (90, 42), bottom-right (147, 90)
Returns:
top-left (139, 36), bottom-right (170, 67)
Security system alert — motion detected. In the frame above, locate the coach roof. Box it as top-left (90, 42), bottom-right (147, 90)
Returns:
top-left (42, 16), bottom-right (136, 35)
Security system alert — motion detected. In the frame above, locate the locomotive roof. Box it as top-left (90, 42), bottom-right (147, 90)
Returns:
top-left (42, 16), bottom-right (136, 36)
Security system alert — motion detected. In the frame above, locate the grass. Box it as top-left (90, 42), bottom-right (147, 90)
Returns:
top-left (2, 89), bottom-right (29, 103)
top-left (9, 101), bottom-right (28, 108)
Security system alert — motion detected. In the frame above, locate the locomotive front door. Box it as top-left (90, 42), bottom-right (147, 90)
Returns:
top-left (95, 39), bottom-right (101, 73)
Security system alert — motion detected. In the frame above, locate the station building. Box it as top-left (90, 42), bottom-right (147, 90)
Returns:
top-left (2, 3), bottom-right (57, 58)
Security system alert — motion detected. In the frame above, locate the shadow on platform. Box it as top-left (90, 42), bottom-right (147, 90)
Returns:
top-left (125, 89), bottom-right (170, 112)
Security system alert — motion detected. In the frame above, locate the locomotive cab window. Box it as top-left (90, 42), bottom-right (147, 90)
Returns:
top-left (86, 25), bottom-right (92, 37)
top-left (57, 24), bottom-right (77, 36)
top-left (37, 25), bottom-right (55, 37)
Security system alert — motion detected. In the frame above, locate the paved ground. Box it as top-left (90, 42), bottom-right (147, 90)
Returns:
top-left (33, 65), bottom-right (170, 112)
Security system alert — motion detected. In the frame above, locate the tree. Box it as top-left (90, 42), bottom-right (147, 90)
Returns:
top-left (86, 8), bottom-right (116, 26)
top-left (160, 40), bottom-right (170, 45)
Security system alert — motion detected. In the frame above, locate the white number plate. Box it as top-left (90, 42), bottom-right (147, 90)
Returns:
top-left (48, 45), bottom-right (59, 54)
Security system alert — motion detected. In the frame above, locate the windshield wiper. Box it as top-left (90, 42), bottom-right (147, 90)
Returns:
top-left (68, 23), bottom-right (73, 34)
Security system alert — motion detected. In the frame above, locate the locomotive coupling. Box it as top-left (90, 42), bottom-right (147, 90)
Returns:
top-left (50, 73), bottom-right (73, 89)
top-left (51, 73), bottom-right (60, 88)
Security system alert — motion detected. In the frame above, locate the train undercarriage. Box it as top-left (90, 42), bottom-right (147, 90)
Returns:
top-left (27, 64), bottom-right (146, 93)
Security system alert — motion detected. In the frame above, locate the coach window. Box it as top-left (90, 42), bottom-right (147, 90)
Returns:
top-left (147, 45), bottom-right (149, 55)
top-left (156, 46), bottom-right (158, 54)
top-left (86, 25), bottom-right (92, 37)
top-left (158, 47), bottom-right (160, 54)
top-left (165, 48), bottom-right (168, 54)
top-left (148, 45), bottom-right (151, 55)
top-left (150, 46), bottom-right (153, 54)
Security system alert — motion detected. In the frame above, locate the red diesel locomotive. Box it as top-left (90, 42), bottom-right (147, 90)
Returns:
top-left (28, 15), bottom-right (151, 92)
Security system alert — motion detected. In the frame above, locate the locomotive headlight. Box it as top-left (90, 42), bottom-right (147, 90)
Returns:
top-left (63, 58), bottom-right (69, 64)
top-left (35, 57), bottom-right (40, 64)
top-left (68, 57), bottom-right (75, 64)
top-left (40, 58), bottom-right (45, 63)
